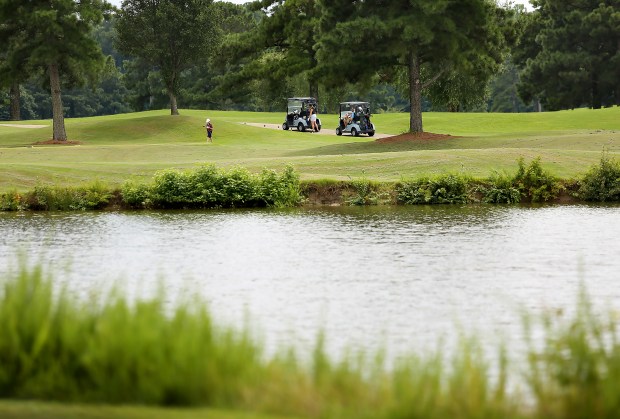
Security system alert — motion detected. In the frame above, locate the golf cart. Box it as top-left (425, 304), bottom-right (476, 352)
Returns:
top-left (336, 101), bottom-right (375, 137)
top-left (282, 97), bottom-right (321, 132)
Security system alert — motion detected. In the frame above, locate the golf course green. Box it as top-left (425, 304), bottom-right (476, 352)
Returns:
top-left (1, 107), bottom-right (619, 193)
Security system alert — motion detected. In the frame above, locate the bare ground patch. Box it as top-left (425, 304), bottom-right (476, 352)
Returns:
top-left (32, 139), bottom-right (82, 146)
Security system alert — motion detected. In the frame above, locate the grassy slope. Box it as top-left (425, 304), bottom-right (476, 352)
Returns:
top-left (0, 107), bottom-right (619, 191)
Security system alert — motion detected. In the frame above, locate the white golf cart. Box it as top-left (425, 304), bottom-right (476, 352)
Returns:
top-left (282, 97), bottom-right (321, 132)
top-left (335, 101), bottom-right (375, 137)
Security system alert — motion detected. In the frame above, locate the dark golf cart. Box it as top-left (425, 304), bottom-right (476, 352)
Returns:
top-left (335, 101), bottom-right (375, 137)
top-left (282, 97), bottom-right (321, 132)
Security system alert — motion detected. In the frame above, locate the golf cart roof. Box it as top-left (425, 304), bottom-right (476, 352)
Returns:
top-left (288, 97), bottom-right (317, 102)
top-left (340, 101), bottom-right (369, 106)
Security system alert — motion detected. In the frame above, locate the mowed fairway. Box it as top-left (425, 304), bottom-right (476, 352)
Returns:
top-left (0, 107), bottom-right (619, 192)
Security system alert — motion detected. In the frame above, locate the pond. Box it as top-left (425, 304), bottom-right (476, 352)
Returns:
top-left (1, 204), bottom-right (619, 360)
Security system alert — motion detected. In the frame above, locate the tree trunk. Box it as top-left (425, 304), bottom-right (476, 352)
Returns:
top-left (591, 76), bottom-right (601, 109)
top-left (9, 82), bottom-right (20, 121)
top-left (408, 51), bottom-right (423, 133)
top-left (49, 63), bottom-right (67, 141)
top-left (309, 80), bottom-right (319, 103)
top-left (168, 89), bottom-right (179, 115)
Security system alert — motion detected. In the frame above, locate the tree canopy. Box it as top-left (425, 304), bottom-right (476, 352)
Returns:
top-left (216, 0), bottom-right (321, 111)
top-left (3, 1), bottom-right (580, 122)
top-left (515, 0), bottom-right (620, 110)
top-left (0, 0), bottom-right (111, 140)
top-left (316, 0), bottom-right (511, 133)
top-left (116, 0), bottom-right (220, 115)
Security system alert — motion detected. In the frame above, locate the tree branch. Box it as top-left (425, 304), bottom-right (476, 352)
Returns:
top-left (422, 67), bottom-right (448, 90)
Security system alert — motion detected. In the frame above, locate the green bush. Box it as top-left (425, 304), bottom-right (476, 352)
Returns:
top-left (25, 181), bottom-right (112, 211)
top-left (257, 165), bottom-right (302, 207)
top-left (151, 169), bottom-right (196, 206)
top-left (218, 167), bottom-right (259, 207)
top-left (121, 180), bottom-right (153, 208)
top-left (513, 157), bottom-right (561, 202)
top-left (0, 190), bottom-right (26, 211)
top-left (346, 177), bottom-right (389, 206)
top-left (190, 164), bottom-right (225, 206)
top-left (481, 171), bottom-right (522, 204)
top-left (143, 165), bottom-right (302, 209)
top-left (27, 185), bottom-right (71, 210)
top-left (577, 153), bottom-right (620, 202)
top-left (78, 180), bottom-right (113, 210)
top-left (397, 174), bottom-right (470, 205)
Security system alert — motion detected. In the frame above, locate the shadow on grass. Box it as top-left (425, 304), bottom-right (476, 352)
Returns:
top-left (285, 137), bottom-right (464, 157)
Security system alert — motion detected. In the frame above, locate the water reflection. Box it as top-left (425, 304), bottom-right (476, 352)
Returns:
top-left (1, 205), bottom-right (619, 359)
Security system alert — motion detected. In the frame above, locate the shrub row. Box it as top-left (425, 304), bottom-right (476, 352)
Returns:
top-left (397, 155), bottom-right (620, 205)
top-left (304, 155), bottom-right (620, 206)
top-left (397, 157), bottom-right (562, 205)
top-left (0, 165), bottom-right (302, 211)
top-left (2, 156), bottom-right (620, 211)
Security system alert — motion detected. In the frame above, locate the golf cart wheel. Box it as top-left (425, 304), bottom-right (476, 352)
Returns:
top-left (282, 122), bottom-right (289, 130)
top-left (351, 127), bottom-right (359, 137)
top-left (298, 122), bottom-right (305, 132)
top-left (336, 127), bottom-right (342, 136)
top-left (317, 124), bottom-right (321, 132)
top-left (368, 131), bottom-right (375, 137)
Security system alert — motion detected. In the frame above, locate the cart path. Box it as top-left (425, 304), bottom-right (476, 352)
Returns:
top-left (0, 123), bottom-right (48, 129)
top-left (240, 122), bottom-right (392, 139)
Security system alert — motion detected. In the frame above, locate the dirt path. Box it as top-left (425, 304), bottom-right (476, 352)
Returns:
top-left (0, 124), bottom-right (47, 129)
top-left (240, 122), bottom-right (392, 139)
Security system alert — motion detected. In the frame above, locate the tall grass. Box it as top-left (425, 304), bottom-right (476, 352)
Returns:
top-left (2, 265), bottom-right (620, 418)
top-left (525, 288), bottom-right (620, 418)
top-left (0, 264), bottom-right (263, 406)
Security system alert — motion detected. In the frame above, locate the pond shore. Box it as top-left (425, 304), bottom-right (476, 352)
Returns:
top-left (0, 179), bottom-right (588, 212)
top-left (299, 180), bottom-right (583, 206)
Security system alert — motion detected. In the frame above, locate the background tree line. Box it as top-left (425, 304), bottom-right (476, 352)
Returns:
top-left (1, 0), bottom-right (618, 133)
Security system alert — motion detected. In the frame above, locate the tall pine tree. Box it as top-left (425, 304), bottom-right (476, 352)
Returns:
top-left (516, 0), bottom-right (620, 110)
top-left (116, 0), bottom-right (219, 115)
top-left (0, 0), bottom-right (111, 140)
top-left (218, 0), bottom-right (321, 104)
top-left (317, 0), bottom-right (510, 133)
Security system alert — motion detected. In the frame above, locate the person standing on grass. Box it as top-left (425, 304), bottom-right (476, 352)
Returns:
top-left (309, 105), bottom-right (318, 132)
top-left (205, 118), bottom-right (213, 142)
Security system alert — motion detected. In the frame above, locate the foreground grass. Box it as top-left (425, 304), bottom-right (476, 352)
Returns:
top-left (0, 107), bottom-right (619, 192)
top-left (2, 264), bottom-right (620, 418)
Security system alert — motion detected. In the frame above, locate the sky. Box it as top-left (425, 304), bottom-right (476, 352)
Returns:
top-left (107, 0), bottom-right (534, 10)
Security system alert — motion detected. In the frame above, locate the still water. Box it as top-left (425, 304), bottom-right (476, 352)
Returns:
top-left (1, 205), bottom-right (619, 359)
